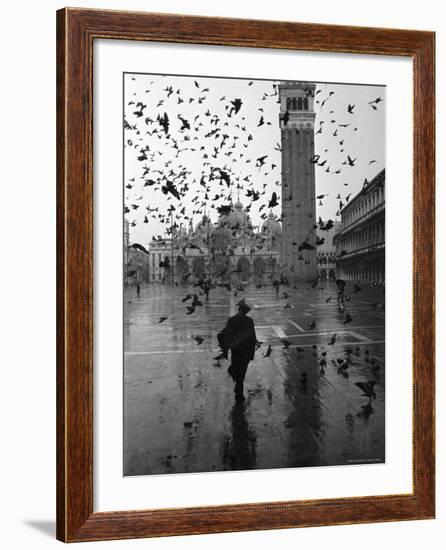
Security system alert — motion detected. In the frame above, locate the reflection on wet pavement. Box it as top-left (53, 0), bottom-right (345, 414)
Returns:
top-left (124, 282), bottom-right (385, 475)
top-left (222, 402), bottom-right (257, 470)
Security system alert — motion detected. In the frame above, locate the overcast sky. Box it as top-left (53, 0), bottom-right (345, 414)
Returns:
top-left (124, 73), bottom-right (385, 247)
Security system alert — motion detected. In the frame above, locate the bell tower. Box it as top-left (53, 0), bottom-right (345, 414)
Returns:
top-left (279, 81), bottom-right (317, 282)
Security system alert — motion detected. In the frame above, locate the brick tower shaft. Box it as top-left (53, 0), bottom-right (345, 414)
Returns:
top-left (279, 82), bottom-right (318, 283)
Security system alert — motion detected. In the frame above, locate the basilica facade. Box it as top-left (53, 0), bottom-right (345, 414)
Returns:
top-left (149, 199), bottom-right (282, 285)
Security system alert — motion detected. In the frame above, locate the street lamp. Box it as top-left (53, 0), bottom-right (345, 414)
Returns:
top-left (207, 219), bottom-right (212, 282)
top-left (170, 211), bottom-right (175, 285)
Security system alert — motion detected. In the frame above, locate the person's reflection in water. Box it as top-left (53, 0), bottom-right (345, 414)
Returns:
top-left (222, 401), bottom-right (257, 471)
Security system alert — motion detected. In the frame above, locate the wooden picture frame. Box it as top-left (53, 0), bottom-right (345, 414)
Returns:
top-left (56, 7), bottom-right (435, 542)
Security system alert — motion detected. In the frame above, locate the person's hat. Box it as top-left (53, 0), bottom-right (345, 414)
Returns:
top-left (237, 299), bottom-right (251, 313)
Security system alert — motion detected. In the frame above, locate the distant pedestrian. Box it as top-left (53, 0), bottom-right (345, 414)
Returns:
top-left (272, 279), bottom-right (280, 299)
top-left (280, 274), bottom-right (289, 287)
top-left (136, 283), bottom-right (141, 298)
top-left (217, 300), bottom-right (257, 402)
top-left (336, 278), bottom-right (346, 307)
top-left (202, 278), bottom-right (211, 302)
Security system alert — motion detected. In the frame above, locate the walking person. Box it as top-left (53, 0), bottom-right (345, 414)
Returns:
top-left (272, 278), bottom-right (280, 299)
top-left (280, 274), bottom-right (289, 287)
top-left (336, 278), bottom-right (346, 309)
top-left (217, 300), bottom-right (257, 402)
top-left (202, 278), bottom-right (211, 303)
top-left (136, 283), bottom-right (141, 298)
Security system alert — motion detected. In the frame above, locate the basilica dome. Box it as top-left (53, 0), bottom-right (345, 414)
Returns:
top-left (261, 211), bottom-right (282, 237)
top-left (175, 224), bottom-right (187, 238)
top-left (194, 213), bottom-right (214, 235)
top-left (224, 200), bottom-right (252, 229)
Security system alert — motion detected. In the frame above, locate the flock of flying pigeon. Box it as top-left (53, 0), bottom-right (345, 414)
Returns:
top-left (124, 75), bottom-right (384, 243)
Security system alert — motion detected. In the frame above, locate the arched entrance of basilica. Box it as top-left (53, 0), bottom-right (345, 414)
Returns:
top-left (213, 255), bottom-right (231, 282)
top-left (236, 257), bottom-right (250, 283)
top-left (176, 256), bottom-right (189, 283)
top-left (192, 257), bottom-right (206, 282)
top-left (268, 257), bottom-right (278, 281)
top-left (253, 257), bottom-right (266, 284)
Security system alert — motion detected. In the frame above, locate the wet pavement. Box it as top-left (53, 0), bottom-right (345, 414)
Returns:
top-left (124, 281), bottom-right (385, 475)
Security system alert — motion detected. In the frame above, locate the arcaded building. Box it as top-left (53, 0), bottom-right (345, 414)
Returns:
top-left (317, 222), bottom-right (340, 281)
top-left (333, 169), bottom-right (385, 284)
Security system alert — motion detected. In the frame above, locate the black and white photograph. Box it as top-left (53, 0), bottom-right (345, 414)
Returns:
top-left (123, 73), bottom-right (386, 476)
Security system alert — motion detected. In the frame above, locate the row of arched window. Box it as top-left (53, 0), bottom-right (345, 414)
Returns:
top-left (343, 186), bottom-right (385, 227)
top-left (286, 96), bottom-right (309, 111)
top-left (317, 253), bottom-right (336, 265)
top-left (335, 220), bottom-right (385, 254)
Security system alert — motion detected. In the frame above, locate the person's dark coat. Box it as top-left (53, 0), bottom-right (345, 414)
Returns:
top-left (336, 279), bottom-right (346, 292)
top-left (218, 312), bottom-right (256, 361)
